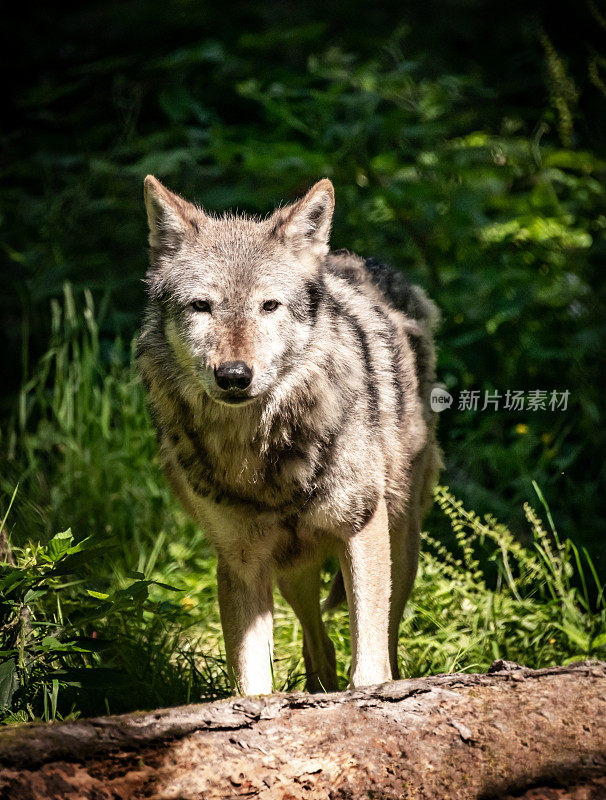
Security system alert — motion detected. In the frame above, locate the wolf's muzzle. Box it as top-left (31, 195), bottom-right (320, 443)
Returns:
top-left (215, 361), bottom-right (253, 391)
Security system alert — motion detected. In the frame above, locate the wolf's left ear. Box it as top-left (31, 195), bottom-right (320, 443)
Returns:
top-left (273, 179), bottom-right (335, 253)
top-left (144, 175), bottom-right (203, 261)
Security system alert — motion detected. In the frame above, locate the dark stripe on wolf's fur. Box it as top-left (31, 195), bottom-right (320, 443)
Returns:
top-left (364, 257), bottom-right (416, 317)
top-left (272, 519), bottom-right (305, 568)
top-left (177, 435), bottom-right (293, 513)
top-left (407, 333), bottom-right (428, 393)
top-left (290, 276), bottom-right (325, 324)
top-left (324, 292), bottom-right (380, 429)
top-left (352, 489), bottom-right (380, 532)
top-left (176, 451), bottom-right (212, 498)
top-left (331, 255), bottom-right (423, 325)
top-left (169, 387), bottom-right (307, 512)
top-left (331, 262), bottom-right (427, 416)
top-left (268, 406), bottom-right (348, 512)
top-left (304, 425), bottom-right (342, 496)
top-left (326, 267), bottom-right (405, 422)
top-left (364, 257), bottom-right (396, 299)
top-left (262, 387), bottom-right (320, 453)
top-left (211, 488), bottom-right (286, 514)
top-left (266, 410), bottom-right (346, 511)
top-left (371, 304), bottom-right (405, 420)
top-left (172, 389), bottom-right (336, 515)
top-left (305, 276), bottom-right (324, 322)
top-left (168, 393), bottom-right (241, 502)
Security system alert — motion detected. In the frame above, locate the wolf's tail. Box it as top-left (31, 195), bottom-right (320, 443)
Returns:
top-left (364, 257), bottom-right (440, 331)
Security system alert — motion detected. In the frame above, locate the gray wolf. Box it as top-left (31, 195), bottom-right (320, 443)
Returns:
top-left (138, 176), bottom-right (441, 694)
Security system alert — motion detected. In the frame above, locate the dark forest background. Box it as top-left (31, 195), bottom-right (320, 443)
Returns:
top-left (0, 0), bottom-right (605, 723)
top-left (1, 0), bottom-right (605, 563)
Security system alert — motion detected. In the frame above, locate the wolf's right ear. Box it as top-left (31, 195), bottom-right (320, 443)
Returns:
top-left (144, 176), bottom-right (203, 260)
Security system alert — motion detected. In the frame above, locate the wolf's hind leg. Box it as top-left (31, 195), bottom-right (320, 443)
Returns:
top-left (389, 445), bottom-right (438, 677)
top-left (217, 557), bottom-right (274, 695)
top-left (388, 510), bottom-right (421, 679)
top-left (339, 497), bottom-right (392, 688)
top-left (278, 560), bottom-right (337, 692)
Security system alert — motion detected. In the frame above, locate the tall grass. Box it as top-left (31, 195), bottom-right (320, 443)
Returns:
top-left (1, 286), bottom-right (603, 722)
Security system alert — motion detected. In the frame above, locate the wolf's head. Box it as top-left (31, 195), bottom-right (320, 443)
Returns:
top-left (143, 177), bottom-right (334, 407)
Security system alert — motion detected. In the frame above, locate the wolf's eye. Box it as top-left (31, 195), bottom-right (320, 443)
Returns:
top-left (262, 300), bottom-right (280, 312)
top-left (191, 300), bottom-right (211, 313)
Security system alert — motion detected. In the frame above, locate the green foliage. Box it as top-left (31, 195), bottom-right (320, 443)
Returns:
top-left (0, 521), bottom-right (190, 724)
top-left (2, 5), bottom-right (604, 564)
top-left (5, 284), bottom-right (160, 544)
top-left (407, 486), bottom-right (605, 675)
top-left (0, 296), bottom-right (603, 722)
top-left (1, 0), bottom-right (604, 722)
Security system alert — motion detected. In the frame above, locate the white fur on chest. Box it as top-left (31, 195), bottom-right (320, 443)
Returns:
top-left (164, 446), bottom-right (325, 579)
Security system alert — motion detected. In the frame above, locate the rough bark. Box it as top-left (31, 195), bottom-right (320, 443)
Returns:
top-left (0, 660), bottom-right (604, 800)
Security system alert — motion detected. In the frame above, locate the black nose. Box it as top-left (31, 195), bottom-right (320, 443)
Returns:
top-left (215, 361), bottom-right (253, 391)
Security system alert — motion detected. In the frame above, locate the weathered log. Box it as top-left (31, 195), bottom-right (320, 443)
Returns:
top-left (0, 661), bottom-right (604, 799)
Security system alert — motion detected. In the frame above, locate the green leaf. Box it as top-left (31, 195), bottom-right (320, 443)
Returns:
top-left (152, 581), bottom-right (183, 592)
top-left (87, 590), bottom-right (109, 600)
top-left (115, 580), bottom-right (151, 601)
top-left (37, 636), bottom-right (92, 653)
top-left (23, 588), bottom-right (47, 604)
top-left (0, 660), bottom-right (18, 711)
top-left (66, 536), bottom-right (94, 555)
top-left (553, 623), bottom-right (591, 652)
top-left (48, 548), bottom-right (105, 576)
top-left (41, 636), bottom-right (65, 650)
top-left (1, 710), bottom-right (29, 725)
top-left (47, 529), bottom-right (74, 562)
top-left (0, 485), bottom-right (18, 544)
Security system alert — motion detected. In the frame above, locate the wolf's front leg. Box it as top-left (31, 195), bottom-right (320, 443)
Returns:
top-left (217, 557), bottom-right (274, 695)
top-left (339, 497), bottom-right (392, 688)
